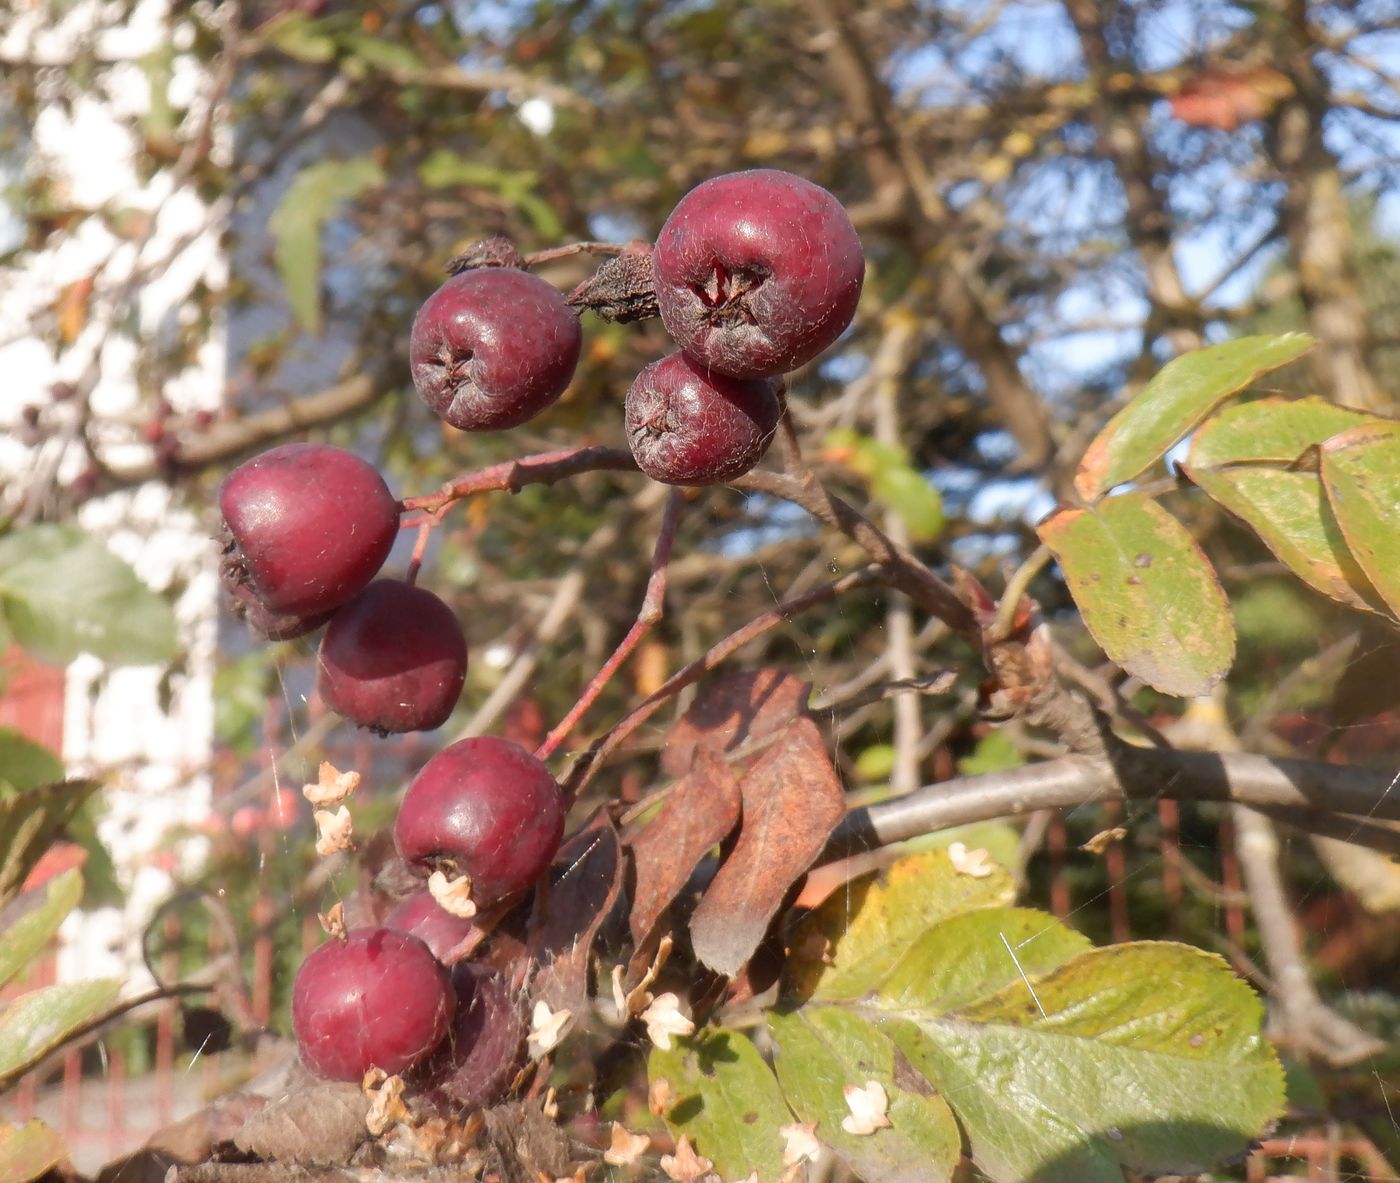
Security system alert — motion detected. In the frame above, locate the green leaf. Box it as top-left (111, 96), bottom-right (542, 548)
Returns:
top-left (769, 1008), bottom-right (961, 1183)
top-left (0, 1120), bottom-right (68, 1183)
top-left (269, 157), bottom-right (384, 334)
top-left (854, 743), bottom-right (896, 782)
top-left (1320, 421), bottom-right (1400, 619)
top-left (648, 1029), bottom-right (791, 1183)
top-left (0, 979), bottom-right (123, 1089)
top-left (1074, 333), bottom-right (1314, 501)
top-left (1037, 493), bottom-right (1235, 697)
top-left (0, 730), bottom-right (63, 794)
top-left (0, 525), bottom-right (176, 665)
top-left (0, 870), bottom-right (83, 991)
top-left (1184, 465), bottom-right (1381, 613)
top-left (872, 467), bottom-right (944, 542)
top-left (1187, 396), bottom-right (1375, 467)
top-left (787, 847), bottom-right (1014, 1004)
top-left (0, 781), bottom-right (100, 909)
top-left (418, 152), bottom-right (529, 191)
top-left (879, 943), bottom-right (1283, 1182)
top-left (955, 729), bottom-right (1023, 777)
top-left (336, 33), bottom-right (423, 74)
top-left (264, 11), bottom-right (337, 62)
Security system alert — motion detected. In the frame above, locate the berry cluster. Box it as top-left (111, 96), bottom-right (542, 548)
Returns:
top-left (214, 168), bottom-right (863, 1109)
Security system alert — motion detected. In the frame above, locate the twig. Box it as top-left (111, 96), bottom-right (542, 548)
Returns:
top-left (990, 544), bottom-right (1051, 643)
top-left (400, 446), bottom-right (638, 515)
top-left (536, 489), bottom-right (683, 760)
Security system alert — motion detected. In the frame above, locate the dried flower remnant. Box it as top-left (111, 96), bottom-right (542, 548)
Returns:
top-left (841, 1081), bottom-right (892, 1136)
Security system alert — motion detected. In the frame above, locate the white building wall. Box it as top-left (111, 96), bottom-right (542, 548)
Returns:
top-left (0, 2), bottom-right (228, 988)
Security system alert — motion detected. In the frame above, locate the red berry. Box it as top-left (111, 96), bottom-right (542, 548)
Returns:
top-left (414, 965), bottom-right (525, 1111)
top-left (291, 928), bottom-right (453, 1081)
top-left (384, 890), bottom-right (481, 962)
top-left (409, 268), bottom-right (582, 431)
top-left (317, 580), bottom-right (468, 734)
top-left (654, 169), bottom-right (865, 378)
top-left (226, 582), bottom-right (332, 641)
top-left (394, 737), bottom-right (565, 908)
top-left (219, 444), bottom-right (399, 619)
top-left (625, 352), bottom-right (780, 485)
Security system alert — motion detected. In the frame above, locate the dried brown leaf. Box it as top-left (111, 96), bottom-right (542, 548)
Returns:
top-left (628, 747), bottom-right (742, 945)
top-left (689, 718), bottom-right (846, 977)
top-left (232, 1081), bottom-right (369, 1165)
top-left (662, 668), bottom-right (811, 778)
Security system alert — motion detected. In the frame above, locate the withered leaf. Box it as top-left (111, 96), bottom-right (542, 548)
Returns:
top-left (628, 746), bottom-right (743, 946)
top-left (662, 668), bottom-right (812, 778)
top-left (232, 1080), bottom-right (369, 1165)
top-left (528, 809), bottom-right (623, 1013)
top-left (690, 718), bottom-right (846, 977)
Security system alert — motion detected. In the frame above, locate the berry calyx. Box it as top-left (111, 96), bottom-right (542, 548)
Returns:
top-left (394, 737), bottom-right (565, 909)
top-left (653, 169), bottom-right (865, 378)
top-left (317, 580), bottom-right (468, 734)
top-left (219, 443), bottom-right (399, 619)
top-left (414, 964), bottom-right (525, 1111)
top-left (291, 927), bottom-right (454, 1081)
top-left (409, 267), bottom-right (582, 431)
top-left (383, 890), bottom-right (481, 962)
top-left (625, 352), bottom-right (781, 486)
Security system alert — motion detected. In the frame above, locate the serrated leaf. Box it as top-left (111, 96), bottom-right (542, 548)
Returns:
top-left (0, 979), bottom-right (123, 1089)
top-left (1187, 396), bottom-right (1375, 467)
top-left (769, 1008), bottom-right (961, 1183)
top-left (1185, 465), bottom-right (1381, 612)
top-left (0, 1120), bottom-right (68, 1183)
top-left (1320, 421), bottom-right (1400, 619)
top-left (787, 847), bottom-right (1014, 1004)
top-left (269, 157), bottom-right (383, 334)
top-left (648, 1029), bottom-right (791, 1183)
top-left (0, 781), bottom-right (99, 909)
top-left (0, 870), bottom-right (83, 991)
top-left (0, 730), bottom-right (62, 794)
top-left (1037, 494), bottom-right (1235, 697)
top-left (1075, 333), bottom-right (1314, 500)
top-left (0, 525), bottom-right (176, 665)
top-left (872, 467), bottom-right (944, 542)
top-left (879, 943), bottom-right (1283, 1182)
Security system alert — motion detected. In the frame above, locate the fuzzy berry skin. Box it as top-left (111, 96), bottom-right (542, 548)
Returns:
top-left (409, 267), bottom-right (582, 431)
top-left (291, 928), bottom-right (454, 1081)
top-left (219, 444), bottom-right (399, 619)
top-left (317, 580), bottom-right (468, 734)
top-left (394, 737), bottom-right (565, 908)
top-left (414, 965), bottom-right (525, 1111)
top-left (625, 352), bottom-right (781, 486)
top-left (653, 169), bottom-right (865, 379)
top-left (383, 890), bottom-right (481, 962)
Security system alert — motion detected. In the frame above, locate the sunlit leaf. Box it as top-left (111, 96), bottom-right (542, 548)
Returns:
top-left (1320, 420), bottom-right (1400, 619)
top-left (1187, 395), bottom-right (1374, 467)
top-left (0, 1121), bottom-right (68, 1183)
top-left (0, 730), bottom-right (63, 794)
top-left (0, 781), bottom-right (100, 909)
top-left (1037, 494), bottom-right (1234, 696)
top-left (1075, 334), bottom-right (1314, 500)
top-left (0, 979), bottom-right (123, 1089)
top-left (0, 870), bottom-right (83, 991)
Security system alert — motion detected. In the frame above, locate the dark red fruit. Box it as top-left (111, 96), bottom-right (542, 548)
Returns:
top-left (291, 927), bottom-right (453, 1081)
top-left (219, 444), bottom-right (399, 619)
top-left (394, 737), bottom-right (565, 908)
top-left (317, 580), bottom-right (468, 734)
top-left (227, 582), bottom-right (333, 641)
top-left (384, 890), bottom-right (481, 962)
top-left (654, 169), bottom-right (865, 378)
top-left (414, 965), bottom-right (525, 1111)
top-left (625, 352), bottom-right (780, 485)
top-left (409, 268), bottom-right (582, 431)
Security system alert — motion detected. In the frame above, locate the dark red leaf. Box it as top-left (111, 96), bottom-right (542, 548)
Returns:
top-left (527, 809), bottom-right (623, 1013)
top-left (689, 718), bottom-right (846, 977)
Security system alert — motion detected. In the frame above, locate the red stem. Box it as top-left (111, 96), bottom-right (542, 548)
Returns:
top-left (536, 489), bottom-right (684, 761)
top-left (400, 446), bottom-right (637, 516)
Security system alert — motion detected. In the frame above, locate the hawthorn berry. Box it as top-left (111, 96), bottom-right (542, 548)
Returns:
top-left (291, 927), bottom-right (454, 1081)
top-left (317, 580), bottom-right (468, 734)
top-left (394, 737), bottom-right (565, 909)
top-left (409, 267), bottom-right (582, 431)
top-left (653, 168), bottom-right (865, 378)
top-left (384, 890), bottom-right (481, 962)
top-left (625, 351), bottom-right (781, 485)
top-left (226, 582), bottom-right (332, 641)
top-left (219, 443), bottom-right (399, 619)
top-left (414, 964), bottom-right (525, 1111)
